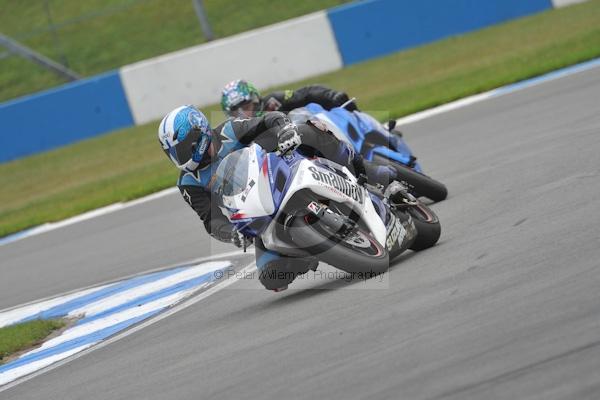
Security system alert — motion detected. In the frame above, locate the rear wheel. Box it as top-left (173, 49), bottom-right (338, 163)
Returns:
top-left (288, 212), bottom-right (389, 274)
top-left (373, 155), bottom-right (448, 202)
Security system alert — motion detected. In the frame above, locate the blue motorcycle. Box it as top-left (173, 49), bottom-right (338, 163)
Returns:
top-left (289, 103), bottom-right (448, 202)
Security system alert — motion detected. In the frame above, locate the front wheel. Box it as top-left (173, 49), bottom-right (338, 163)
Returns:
top-left (405, 202), bottom-right (441, 251)
top-left (288, 213), bottom-right (389, 274)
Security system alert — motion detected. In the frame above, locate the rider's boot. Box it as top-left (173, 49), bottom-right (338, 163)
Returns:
top-left (260, 256), bottom-right (319, 292)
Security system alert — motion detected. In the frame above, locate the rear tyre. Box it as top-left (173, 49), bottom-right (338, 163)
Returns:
top-left (373, 155), bottom-right (448, 202)
top-left (405, 202), bottom-right (441, 251)
top-left (288, 213), bottom-right (389, 274)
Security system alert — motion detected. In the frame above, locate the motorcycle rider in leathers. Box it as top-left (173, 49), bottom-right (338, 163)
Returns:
top-left (158, 105), bottom-right (412, 291)
top-left (220, 79), bottom-right (356, 119)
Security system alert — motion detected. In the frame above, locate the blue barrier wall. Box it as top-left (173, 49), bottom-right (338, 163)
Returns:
top-left (0, 71), bottom-right (133, 162)
top-left (327, 0), bottom-right (553, 65)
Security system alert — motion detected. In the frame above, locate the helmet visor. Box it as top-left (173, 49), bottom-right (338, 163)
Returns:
top-left (192, 133), bottom-right (212, 169)
top-left (230, 94), bottom-right (261, 118)
top-left (163, 127), bottom-right (202, 167)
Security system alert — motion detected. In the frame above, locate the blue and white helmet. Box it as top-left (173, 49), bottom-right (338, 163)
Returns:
top-left (158, 105), bottom-right (212, 171)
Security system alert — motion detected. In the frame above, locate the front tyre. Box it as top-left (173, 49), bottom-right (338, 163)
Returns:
top-left (405, 202), bottom-right (441, 251)
top-left (288, 214), bottom-right (389, 274)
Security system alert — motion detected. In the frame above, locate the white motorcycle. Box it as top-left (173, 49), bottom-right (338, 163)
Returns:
top-left (212, 143), bottom-right (440, 275)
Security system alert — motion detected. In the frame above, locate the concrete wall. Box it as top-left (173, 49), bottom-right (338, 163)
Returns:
top-left (552, 0), bottom-right (588, 7)
top-left (3, 0), bottom-right (585, 162)
top-left (120, 11), bottom-right (342, 125)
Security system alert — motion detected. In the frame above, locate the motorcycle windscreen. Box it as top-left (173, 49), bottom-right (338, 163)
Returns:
top-left (287, 107), bottom-right (313, 125)
top-left (212, 145), bottom-right (275, 219)
top-left (213, 148), bottom-right (249, 198)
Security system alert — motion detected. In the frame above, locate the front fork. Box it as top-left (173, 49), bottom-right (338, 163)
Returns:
top-left (366, 189), bottom-right (417, 255)
top-left (386, 210), bottom-right (417, 258)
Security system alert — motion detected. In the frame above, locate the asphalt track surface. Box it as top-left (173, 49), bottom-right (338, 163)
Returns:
top-left (0, 194), bottom-right (238, 310)
top-left (2, 66), bottom-right (600, 399)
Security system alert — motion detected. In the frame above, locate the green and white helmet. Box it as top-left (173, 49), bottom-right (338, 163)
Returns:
top-left (221, 79), bottom-right (263, 117)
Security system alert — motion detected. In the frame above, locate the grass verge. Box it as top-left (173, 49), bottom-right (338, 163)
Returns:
top-left (0, 319), bottom-right (66, 364)
top-left (0, 0), bottom-right (350, 102)
top-left (0, 0), bottom-right (599, 237)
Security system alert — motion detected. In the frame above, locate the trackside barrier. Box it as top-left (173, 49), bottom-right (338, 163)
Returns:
top-left (119, 11), bottom-right (342, 125)
top-left (326, 0), bottom-right (553, 65)
top-left (2, 0), bottom-right (585, 162)
top-left (0, 71), bottom-right (133, 162)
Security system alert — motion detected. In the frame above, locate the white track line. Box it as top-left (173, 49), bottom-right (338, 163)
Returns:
top-left (395, 92), bottom-right (494, 126)
top-left (66, 261), bottom-right (227, 319)
top-left (26, 289), bottom-right (199, 357)
top-left (396, 57), bottom-right (600, 126)
top-left (0, 262), bottom-right (257, 393)
top-left (0, 345), bottom-right (92, 388)
top-left (0, 260), bottom-right (236, 386)
top-left (0, 249), bottom-right (245, 316)
top-left (0, 284), bottom-right (113, 328)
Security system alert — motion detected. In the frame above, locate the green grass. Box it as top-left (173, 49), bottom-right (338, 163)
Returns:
top-left (0, 0), bottom-right (350, 102)
top-left (0, 319), bottom-right (66, 364)
top-left (1, 0), bottom-right (600, 237)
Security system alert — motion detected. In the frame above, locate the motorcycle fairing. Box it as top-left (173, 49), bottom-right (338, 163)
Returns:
top-left (216, 144), bottom-right (387, 252)
top-left (295, 103), bottom-right (421, 171)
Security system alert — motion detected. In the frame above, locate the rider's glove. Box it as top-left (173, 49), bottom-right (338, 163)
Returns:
top-left (332, 91), bottom-right (349, 105)
top-left (276, 123), bottom-right (301, 155)
top-left (333, 91), bottom-right (358, 111)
